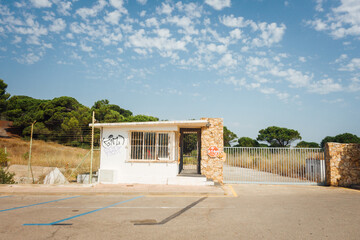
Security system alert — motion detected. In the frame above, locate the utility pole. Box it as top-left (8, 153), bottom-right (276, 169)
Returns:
top-left (89, 111), bottom-right (95, 184)
top-left (28, 121), bottom-right (36, 184)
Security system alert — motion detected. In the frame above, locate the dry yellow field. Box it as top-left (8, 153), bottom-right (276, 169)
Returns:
top-left (0, 137), bottom-right (100, 176)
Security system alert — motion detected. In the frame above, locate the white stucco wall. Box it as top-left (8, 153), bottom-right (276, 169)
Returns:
top-left (98, 126), bottom-right (179, 184)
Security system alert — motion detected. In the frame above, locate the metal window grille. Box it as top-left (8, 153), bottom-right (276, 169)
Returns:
top-left (130, 132), bottom-right (170, 160)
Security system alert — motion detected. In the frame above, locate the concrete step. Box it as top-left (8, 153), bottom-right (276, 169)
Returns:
top-left (167, 176), bottom-right (214, 186)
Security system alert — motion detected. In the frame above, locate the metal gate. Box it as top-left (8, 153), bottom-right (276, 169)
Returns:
top-left (224, 147), bottom-right (326, 185)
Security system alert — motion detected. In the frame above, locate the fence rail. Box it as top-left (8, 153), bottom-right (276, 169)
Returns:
top-left (223, 147), bottom-right (325, 185)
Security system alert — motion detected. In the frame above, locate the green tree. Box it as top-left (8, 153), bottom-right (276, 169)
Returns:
top-left (236, 137), bottom-right (260, 147)
top-left (223, 126), bottom-right (237, 147)
top-left (92, 99), bottom-right (133, 123)
top-left (126, 115), bottom-right (159, 122)
top-left (321, 133), bottom-right (360, 148)
top-left (296, 141), bottom-right (320, 148)
top-left (183, 133), bottom-right (197, 155)
top-left (0, 79), bottom-right (10, 116)
top-left (257, 126), bottom-right (301, 147)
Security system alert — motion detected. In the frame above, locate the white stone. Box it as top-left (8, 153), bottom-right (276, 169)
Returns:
top-left (43, 168), bottom-right (69, 184)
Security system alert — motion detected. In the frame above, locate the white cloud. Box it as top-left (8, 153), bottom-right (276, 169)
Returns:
top-left (30, 0), bottom-right (51, 8)
top-left (220, 15), bottom-right (286, 47)
top-left (308, 78), bottom-right (343, 94)
top-left (109, 0), bottom-right (127, 14)
top-left (220, 15), bottom-right (248, 28)
top-left (229, 28), bottom-right (242, 39)
top-left (49, 18), bottom-right (66, 33)
top-left (134, 48), bottom-right (148, 55)
top-left (53, 0), bottom-right (72, 15)
top-left (315, 0), bottom-right (324, 12)
top-left (127, 29), bottom-right (187, 53)
top-left (252, 22), bottom-right (286, 47)
top-left (222, 76), bottom-right (246, 87)
top-left (207, 43), bottom-right (227, 54)
top-left (205, 0), bottom-right (231, 10)
top-left (284, 69), bottom-right (312, 88)
top-left (26, 35), bottom-right (40, 45)
top-left (339, 58), bottom-right (360, 71)
top-left (14, 2), bottom-right (27, 8)
top-left (145, 17), bottom-right (159, 28)
top-left (298, 56), bottom-right (306, 62)
top-left (12, 36), bottom-right (22, 44)
top-left (101, 32), bottom-right (123, 45)
top-left (335, 54), bottom-right (348, 63)
top-left (157, 3), bottom-right (173, 15)
top-left (167, 16), bottom-right (198, 35)
top-left (215, 53), bottom-right (237, 68)
top-left (140, 10), bottom-right (146, 17)
top-left (307, 0), bottom-right (360, 39)
top-left (104, 58), bottom-right (118, 66)
top-left (176, 2), bottom-right (203, 19)
top-left (104, 10), bottom-right (122, 25)
top-left (137, 0), bottom-right (147, 5)
top-left (16, 51), bottom-right (44, 64)
top-left (306, 18), bottom-right (328, 31)
top-left (76, 0), bottom-right (107, 19)
top-left (348, 76), bottom-right (360, 92)
top-left (80, 42), bottom-right (93, 52)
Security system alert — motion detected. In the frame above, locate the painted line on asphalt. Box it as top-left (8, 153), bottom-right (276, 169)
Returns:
top-left (228, 185), bottom-right (238, 197)
top-left (0, 196), bottom-right (80, 213)
top-left (23, 195), bottom-right (144, 226)
top-left (0, 196), bottom-right (12, 199)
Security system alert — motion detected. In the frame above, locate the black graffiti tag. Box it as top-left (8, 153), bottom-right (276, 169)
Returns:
top-left (102, 134), bottom-right (125, 156)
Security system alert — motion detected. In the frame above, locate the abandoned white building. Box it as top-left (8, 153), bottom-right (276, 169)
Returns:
top-left (92, 118), bottom-right (225, 185)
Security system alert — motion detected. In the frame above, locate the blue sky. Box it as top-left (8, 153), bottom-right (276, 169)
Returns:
top-left (0, 0), bottom-right (359, 144)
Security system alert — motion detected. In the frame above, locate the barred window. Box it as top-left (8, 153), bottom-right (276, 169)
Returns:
top-left (130, 132), bottom-right (170, 160)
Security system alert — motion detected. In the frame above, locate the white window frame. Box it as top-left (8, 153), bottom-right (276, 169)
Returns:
top-left (129, 131), bottom-right (172, 161)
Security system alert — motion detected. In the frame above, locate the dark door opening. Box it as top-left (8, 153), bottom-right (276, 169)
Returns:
top-left (179, 128), bottom-right (201, 175)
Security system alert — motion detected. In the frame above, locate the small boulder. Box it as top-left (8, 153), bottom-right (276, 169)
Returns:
top-left (43, 168), bottom-right (69, 184)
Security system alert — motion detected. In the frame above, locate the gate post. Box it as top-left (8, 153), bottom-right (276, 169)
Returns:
top-left (200, 118), bottom-right (225, 183)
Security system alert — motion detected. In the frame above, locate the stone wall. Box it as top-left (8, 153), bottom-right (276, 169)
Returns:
top-left (200, 118), bottom-right (225, 183)
top-left (325, 142), bottom-right (360, 187)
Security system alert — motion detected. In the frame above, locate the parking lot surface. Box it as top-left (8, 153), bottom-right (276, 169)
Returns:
top-left (0, 184), bottom-right (359, 240)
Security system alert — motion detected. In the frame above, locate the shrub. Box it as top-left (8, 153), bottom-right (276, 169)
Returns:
top-left (0, 148), bottom-right (9, 167)
top-left (0, 168), bottom-right (15, 184)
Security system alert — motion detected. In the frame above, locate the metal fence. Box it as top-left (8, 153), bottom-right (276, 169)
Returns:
top-left (224, 147), bottom-right (326, 185)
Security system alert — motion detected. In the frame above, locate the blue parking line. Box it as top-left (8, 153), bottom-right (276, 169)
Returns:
top-left (23, 195), bottom-right (144, 226)
top-left (0, 196), bottom-right (80, 213)
top-left (0, 196), bottom-right (12, 199)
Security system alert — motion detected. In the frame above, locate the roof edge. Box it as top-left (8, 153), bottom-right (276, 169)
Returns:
top-left (89, 120), bottom-right (209, 128)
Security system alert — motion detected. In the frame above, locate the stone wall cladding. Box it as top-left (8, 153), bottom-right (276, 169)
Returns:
top-left (200, 118), bottom-right (225, 183)
top-left (325, 142), bottom-right (360, 187)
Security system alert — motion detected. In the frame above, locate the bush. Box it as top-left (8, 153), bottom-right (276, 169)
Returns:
top-left (0, 168), bottom-right (15, 184)
top-left (0, 148), bottom-right (9, 167)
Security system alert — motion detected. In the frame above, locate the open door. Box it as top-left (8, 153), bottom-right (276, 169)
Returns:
top-left (179, 128), bottom-right (201, 175)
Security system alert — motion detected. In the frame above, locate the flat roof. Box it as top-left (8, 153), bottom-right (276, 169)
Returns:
top-left (90, 120), bottom-right (209, 128)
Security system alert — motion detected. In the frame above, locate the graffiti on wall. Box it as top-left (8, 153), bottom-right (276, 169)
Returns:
top-left (102, 134), bottom-right (125, 156)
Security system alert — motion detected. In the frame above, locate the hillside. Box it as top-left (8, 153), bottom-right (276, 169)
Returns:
top-left (0, 137), bottom-right (100, 182)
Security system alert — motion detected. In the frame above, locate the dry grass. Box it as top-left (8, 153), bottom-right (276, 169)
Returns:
top-left (0, 137), bottom-right (100, 177)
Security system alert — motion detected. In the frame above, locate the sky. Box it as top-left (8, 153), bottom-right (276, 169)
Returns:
top-left (0, 0), bottom-right (359, 144)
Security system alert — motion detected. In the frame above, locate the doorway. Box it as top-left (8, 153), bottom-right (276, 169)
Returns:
top-left (179, 128), bottom-right (201, 175)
